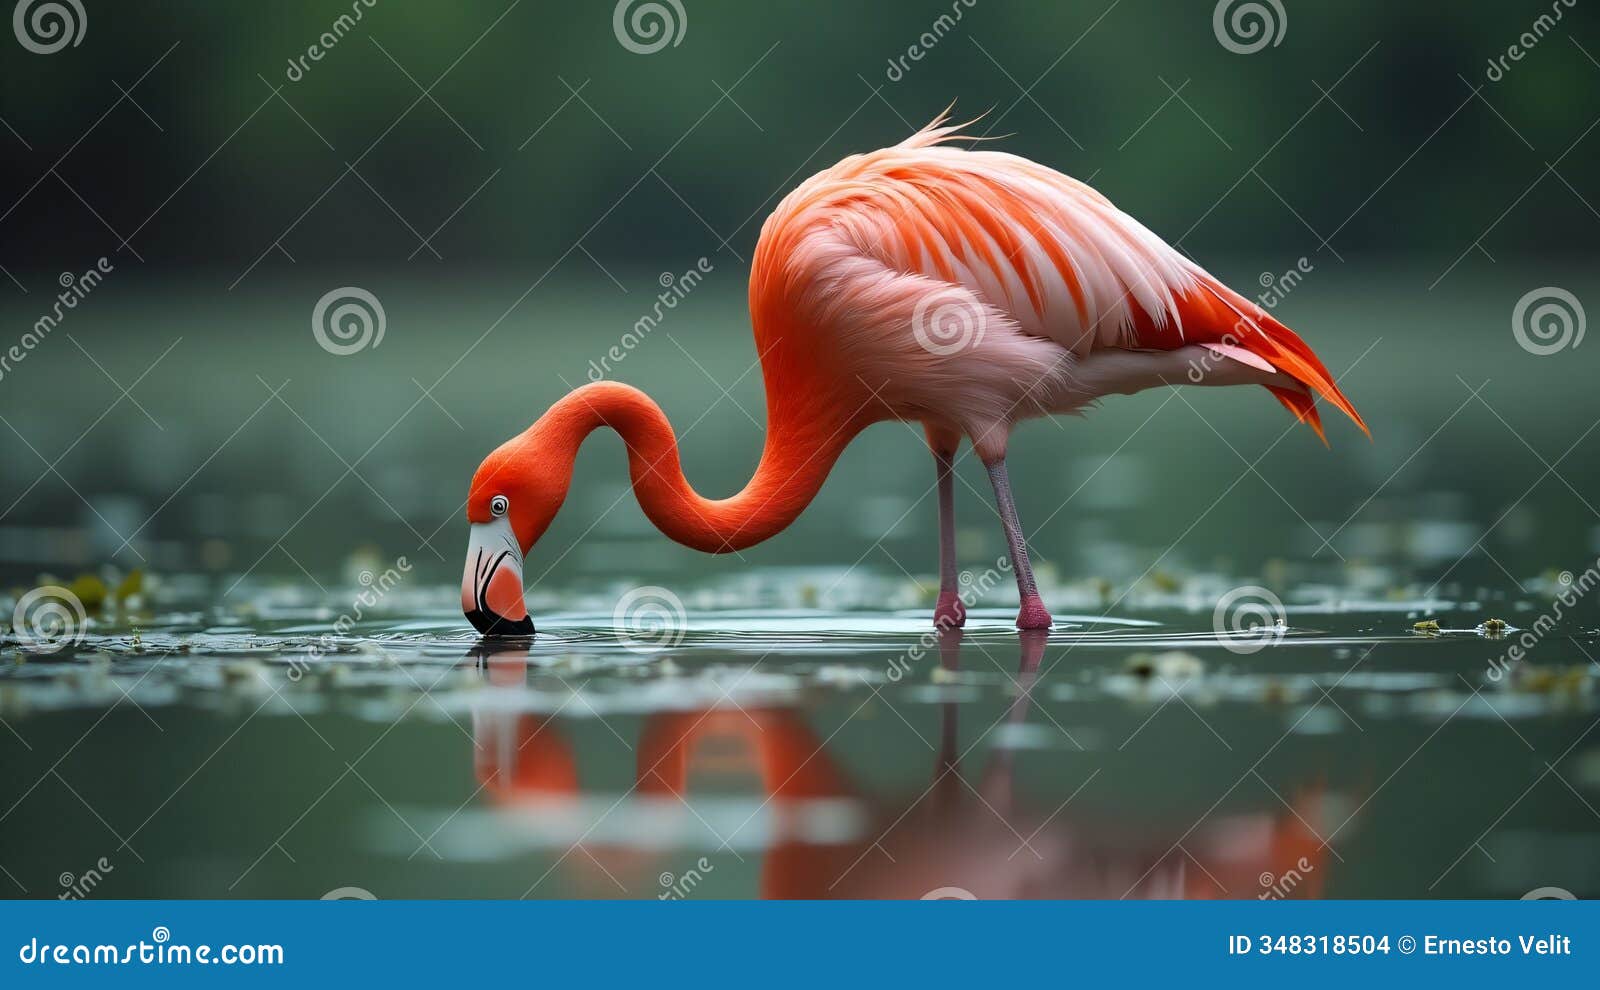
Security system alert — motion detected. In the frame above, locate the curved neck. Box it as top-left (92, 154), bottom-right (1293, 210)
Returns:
top-left (532, 380), bottom-right (863, 554)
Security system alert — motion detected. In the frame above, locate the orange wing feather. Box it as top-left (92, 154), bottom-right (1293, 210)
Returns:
top-left (762, 111), bottom-right (1367, 442)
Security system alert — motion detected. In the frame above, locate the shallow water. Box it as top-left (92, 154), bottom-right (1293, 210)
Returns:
top-left (3, 571), bottom-right (1597, 900)
top-left (4, 270), bottom-right (1600, 898)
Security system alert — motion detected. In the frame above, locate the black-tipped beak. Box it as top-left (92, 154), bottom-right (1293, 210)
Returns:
top-left (463, 517), bottom-right (534, 638)
top-left (465, 609), bottom-right (535, 637)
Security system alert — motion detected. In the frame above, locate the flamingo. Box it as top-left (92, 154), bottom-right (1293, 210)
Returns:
top-left (462, 110), bottom-right (1367, 635)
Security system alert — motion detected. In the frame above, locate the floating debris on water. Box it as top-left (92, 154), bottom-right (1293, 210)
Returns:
top-left (1408, 616), bottom-right (1522, 638)
top-left (1260, 679), bottom-right (1291, 705)
top-left (1122, 650), bottom-right (1204, 682)
top-left (67, 574), bottom-right (109, 610)
top-left (2, 574), bottom-right (1596, 730)
top-left (220, 659), bottom-right (269, 689)
top-left (1503, 664), bottom-right (1592, 698)
top-left (1146, 570), bottom-right (1183, 593)
top-left (1089, 577), bottom-right (1113, 604)
top-left (116, 569), bottom-right (145, 604)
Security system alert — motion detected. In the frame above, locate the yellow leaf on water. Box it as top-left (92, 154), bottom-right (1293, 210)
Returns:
top-left (1147, 570), bottom-right (1182, 592)
top-left (67, 574), bottom-right (108, 610)
top-left (115, 569), bottom-right (144, 602)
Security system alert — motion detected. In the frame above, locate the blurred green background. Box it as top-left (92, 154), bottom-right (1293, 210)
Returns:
top-left (0, 0), bottom-right (1596, 591)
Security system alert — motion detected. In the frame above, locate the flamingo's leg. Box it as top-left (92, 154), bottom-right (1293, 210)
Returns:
top-left (984, 457), bottom-right (1053, 630)
top-left (931, 446), bottom-right (965, 629)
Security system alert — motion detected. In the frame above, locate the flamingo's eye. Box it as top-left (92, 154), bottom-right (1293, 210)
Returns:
top-left (490, 495), bottom-right (509, 517)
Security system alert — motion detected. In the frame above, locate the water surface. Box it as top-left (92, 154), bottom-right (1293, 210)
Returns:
top-left (4, 570), bottom-right (1596, 900)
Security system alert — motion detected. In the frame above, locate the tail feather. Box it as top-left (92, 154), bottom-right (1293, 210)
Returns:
top-left (1268, 385), bottom-right (1327, 446)
top-left (1185, 277), bottom-right (1369, 440)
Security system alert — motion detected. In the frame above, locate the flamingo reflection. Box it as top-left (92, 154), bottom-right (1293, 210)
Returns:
top-left (466, 633), bottom-right (1336, 899)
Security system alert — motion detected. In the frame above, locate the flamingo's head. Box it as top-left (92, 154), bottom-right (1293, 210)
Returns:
top-left (462, 433), bottom-right (572, 637)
